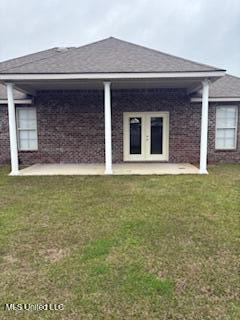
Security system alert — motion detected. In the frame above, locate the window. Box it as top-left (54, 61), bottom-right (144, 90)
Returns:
top-left (16, 108), bottom-right (38, 151)
top-left (215, 106), bottom-right (238, 150)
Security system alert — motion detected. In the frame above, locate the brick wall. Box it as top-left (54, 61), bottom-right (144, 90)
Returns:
top-left (111, 89), bottom-right (201, 163)
top-left (0, 89), bottom-right (239, 165)
top-left (0, 105), bottom-right (10, 164)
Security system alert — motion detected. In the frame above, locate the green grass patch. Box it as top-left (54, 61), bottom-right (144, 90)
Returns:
top-left (81, 238), bottom-right (117, 261)
top-left (0, 164), bottom-right (239, 319)
top-left (121, 265), bottom-right (173, 296)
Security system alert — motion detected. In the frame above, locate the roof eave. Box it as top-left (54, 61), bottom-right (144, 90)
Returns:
top-left (0, 99), bottom-right (33, 104)
top-left (191, 97), bottom-right (240, 102)
top-left (0, 70), bottom-right (226, 81)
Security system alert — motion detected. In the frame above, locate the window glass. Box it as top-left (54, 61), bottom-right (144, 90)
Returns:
top-left (150, 117), bottom-right (163, 154)
top-left (17, 108), bottom-right (38, 151)
top-left (215, 106), bottom-right (238, 150)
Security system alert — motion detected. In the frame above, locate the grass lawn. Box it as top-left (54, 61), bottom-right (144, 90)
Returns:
top-left (0, 164), bottom-right (239, 319)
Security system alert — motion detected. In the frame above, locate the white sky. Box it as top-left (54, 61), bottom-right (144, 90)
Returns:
top-left (0, 0), bottom-right (239, 76)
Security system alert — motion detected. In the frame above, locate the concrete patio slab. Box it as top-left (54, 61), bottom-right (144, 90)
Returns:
top-left (19, 163), bottom-right (200, 176)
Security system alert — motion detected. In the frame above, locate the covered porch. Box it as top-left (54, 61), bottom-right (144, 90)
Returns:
top-left (3, 72), bottom-right (222, 176)
top-left (19, 163), bottom-right (199, 176)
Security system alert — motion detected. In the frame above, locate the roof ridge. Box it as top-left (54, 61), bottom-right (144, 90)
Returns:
top-left (0, 47), bottom-right (76, 73)
top-left (75, 37), bottom-right (114, 50)
top-left (108, 37), bottom-right (225, 71)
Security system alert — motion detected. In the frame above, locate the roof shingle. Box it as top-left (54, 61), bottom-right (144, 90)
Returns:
top-left (192, 74), bottom-right (240, 98)
top-left (0, 84), bottom-right (26, 100)
top-left (0, 37), bottom-right (223, 74)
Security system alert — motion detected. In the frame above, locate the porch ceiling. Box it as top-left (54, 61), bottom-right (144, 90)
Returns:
top-left (11, 77), bottom-right (212, 95)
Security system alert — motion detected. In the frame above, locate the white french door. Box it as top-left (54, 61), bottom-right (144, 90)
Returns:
top-left (123, 112), bottom-right (169, 161)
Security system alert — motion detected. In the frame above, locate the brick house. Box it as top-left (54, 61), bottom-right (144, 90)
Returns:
top-left (0, 37), bottom-right (239, 175)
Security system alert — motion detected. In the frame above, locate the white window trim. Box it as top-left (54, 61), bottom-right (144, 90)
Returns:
top-left (215, 105), bottom-right (238, 150)
top-left (16, 107), bottom-right (38, 151)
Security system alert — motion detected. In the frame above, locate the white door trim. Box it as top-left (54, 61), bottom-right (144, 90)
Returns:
top-left (145, 112), bottom-right (169, 161)
top-left (123, 112), bottom-right (169, 162)
top-left (123, 112), bottom-right (145, 161)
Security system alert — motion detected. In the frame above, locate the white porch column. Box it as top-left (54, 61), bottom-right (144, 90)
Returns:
top-left (103, 81), bottom-right (112, 174)
top-left (7, 83), bottom-right (19, 175)
top-left (199, 79), bottom-right (209, 174)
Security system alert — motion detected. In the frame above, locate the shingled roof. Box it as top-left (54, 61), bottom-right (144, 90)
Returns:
top-left (191, 74), bottom-right (240, 99)
top-left (208, 74), bottom-right (240, 98)
top-left (0, 84), bottom-right (27, 100)
top-left (0, 37), bottom-right (224, 74)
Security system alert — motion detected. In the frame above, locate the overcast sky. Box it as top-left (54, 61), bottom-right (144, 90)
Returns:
top-left (0, 0), bottom-right (239, 76)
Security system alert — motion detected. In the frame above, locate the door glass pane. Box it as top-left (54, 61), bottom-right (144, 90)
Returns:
top-left (151, 117), bottom-right (163, 154)
top-left (130, 117), bottom-right (141, 154)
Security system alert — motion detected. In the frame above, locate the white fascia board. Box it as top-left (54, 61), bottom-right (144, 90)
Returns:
top-left (191, 97), bottom-right (240, 102)
top-left (0, 71), bottom-right (226, 81)
top-left (0, 99), bottom-right (32, 104)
